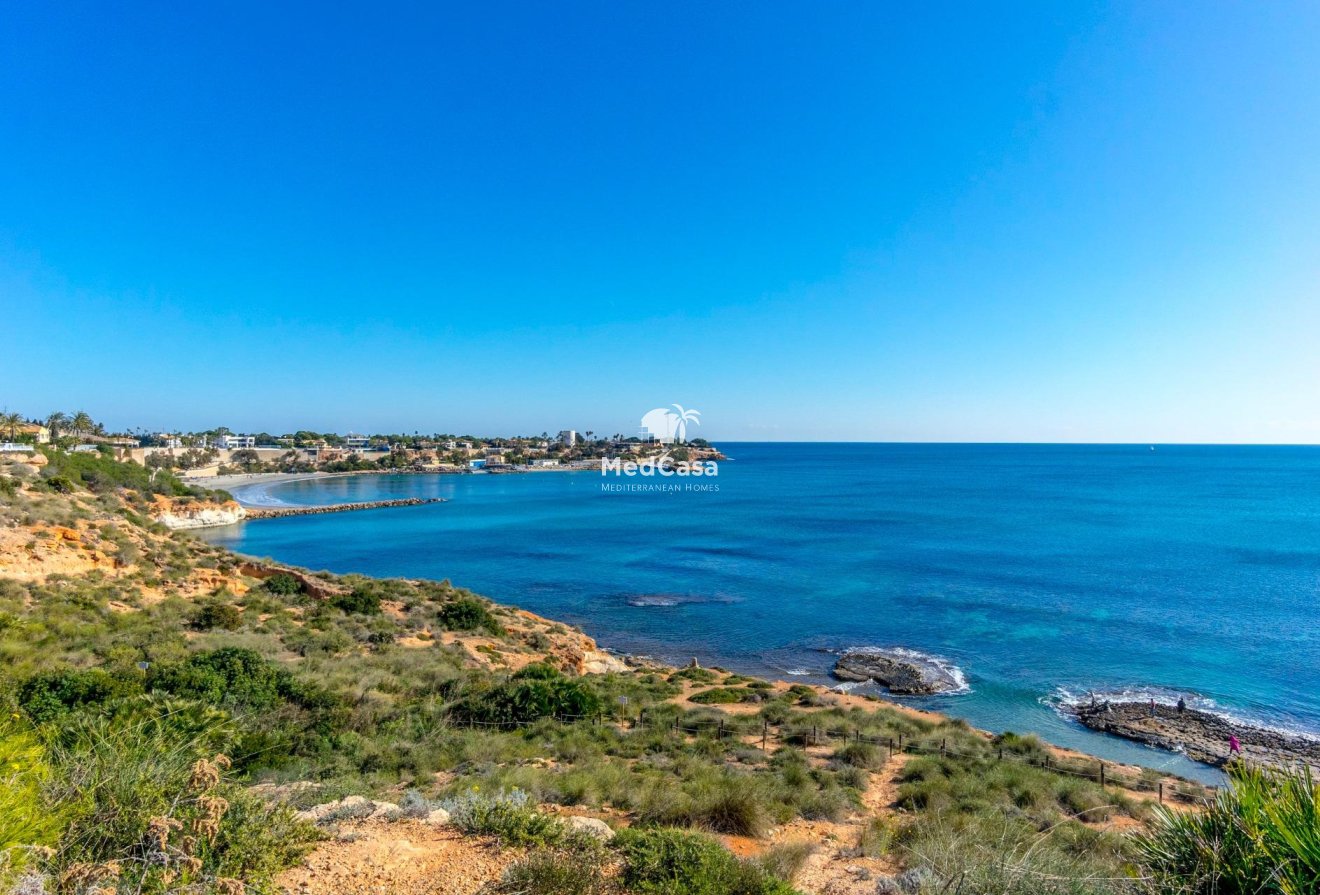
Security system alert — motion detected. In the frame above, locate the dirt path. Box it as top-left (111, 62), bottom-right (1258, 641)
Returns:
top-left (276, 819), bottom-right (516, 895)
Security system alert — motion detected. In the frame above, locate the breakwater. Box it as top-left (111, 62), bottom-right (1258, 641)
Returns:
top-left (246, 497), bottom-right (445, 519)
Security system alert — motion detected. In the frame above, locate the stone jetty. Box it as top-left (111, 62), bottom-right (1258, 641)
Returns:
top-left (246, 497), bottom-right (445, 519)
top-left (1071, 700), bottom-right (1320, 771)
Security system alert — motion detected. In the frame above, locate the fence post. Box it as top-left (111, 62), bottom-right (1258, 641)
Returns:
top-left (718, 718), bottom-right (725, 740)
top-left (998, 746), bottom-right (1003, 761)
top-left (1158, 782), bottom-right (1164, 804)
top-left (762, 720), bottom-right (768, 750)
top-left (812, 725), bottom-right (817, 746)
top-left (940, 738), bottom-right (946, 756)
top-left (898, 733), bottom-right (903, 752)
top-left (1099, 762), bottom-right (1105, 787)
top-left (888, 737), bottom-right (894, 759)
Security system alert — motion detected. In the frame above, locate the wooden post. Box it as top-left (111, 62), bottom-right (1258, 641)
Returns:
top-left (762, 720), bottom-right (768, 750)
top-left (1099, 762), bottom-right (1105, 787)
top-left (898, 733), bottom-right (903, 752)
top-left (940, 738), bottom-right (946, 756)
top-left (998, 746), bottom-right (1003, 760)
top-left (718, 718), bottom-right (725, 740)
top-left (812, 725), bottom-right (817, 746)
top-left (1158, 782), bottom-right (1164, 804)
top-left (888, 737), bottom-right (894, 759)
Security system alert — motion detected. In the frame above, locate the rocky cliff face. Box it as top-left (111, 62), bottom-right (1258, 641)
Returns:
top-left (152, 499), bottom-right (247, 530)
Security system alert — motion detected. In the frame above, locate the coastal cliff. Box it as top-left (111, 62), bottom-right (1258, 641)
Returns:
top-left (152, 497), bottom-right (247, 529)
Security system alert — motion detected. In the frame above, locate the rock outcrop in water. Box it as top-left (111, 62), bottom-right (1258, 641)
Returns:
top-left (832, 648), bottom-right (961, 695)
top-left (1071, 700), bottom-right (1320, 770)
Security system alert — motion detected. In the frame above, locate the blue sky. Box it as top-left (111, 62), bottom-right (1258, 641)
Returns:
top-left (2, 2), bottom-right (1318, 441)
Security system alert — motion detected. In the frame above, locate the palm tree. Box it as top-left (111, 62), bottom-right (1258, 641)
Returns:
top-left (45, 412), bottom-right (68, 440)
top-left (1, 412), bottom-right (23, 441)
top-left (669, 405), bottom-right (701, 443)
top-left (71, 411), bottom-right (93, 437)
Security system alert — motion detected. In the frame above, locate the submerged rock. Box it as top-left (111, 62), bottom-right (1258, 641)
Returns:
top-left (832, 649), bottom-right (961, 695)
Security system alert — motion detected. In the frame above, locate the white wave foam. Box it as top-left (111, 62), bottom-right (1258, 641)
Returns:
top-left (627, 596), bottom-right (680, 607)
top-left (1047, 686), bottom-right (1320, 742)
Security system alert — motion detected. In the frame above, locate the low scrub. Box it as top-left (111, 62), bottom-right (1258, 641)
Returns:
top-left (1137, 762), bottom-right (1320, 895)
top-left (440, 788), bottom-right (569, 847)
top-left (616, 827), bottom-right (798, 895)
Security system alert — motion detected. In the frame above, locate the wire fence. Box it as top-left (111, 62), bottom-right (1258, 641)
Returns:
top-left (450, 708), bottom-right (1212, 806)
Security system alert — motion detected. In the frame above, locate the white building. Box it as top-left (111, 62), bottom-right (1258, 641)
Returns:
top-left (558, 430), bottom-right (577, 446)
top-left (216, 434), bottom-right (256, 450)
top-left (344, 432), bottom-right (369, 450)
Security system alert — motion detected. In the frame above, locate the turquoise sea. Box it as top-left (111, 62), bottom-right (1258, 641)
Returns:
top-left (199, 443), bottom-right (1320, 784)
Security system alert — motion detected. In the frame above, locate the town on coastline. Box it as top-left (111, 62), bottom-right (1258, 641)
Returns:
top-left (0, 411), bottom-right (726, 479)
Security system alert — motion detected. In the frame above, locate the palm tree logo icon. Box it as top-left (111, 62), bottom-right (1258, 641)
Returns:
top-left (640, 404), bottom-right (701, 444)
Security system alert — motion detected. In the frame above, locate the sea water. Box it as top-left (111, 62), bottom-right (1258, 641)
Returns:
top-left (199, 443), bottom-right (1320, 784)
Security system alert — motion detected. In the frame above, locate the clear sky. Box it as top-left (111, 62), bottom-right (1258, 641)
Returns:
top-left (3, 2), bottom-right (1318, 442)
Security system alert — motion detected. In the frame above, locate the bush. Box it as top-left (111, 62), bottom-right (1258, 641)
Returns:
top-left (491, 845), bottom-right (611, 894)
top-left (440, 789), bottom-right (567, 846)
top-left (689, 687), bottom-right (750, 705)
top-left (437, 596), bottom-right (502, 633)
top-left (193, 601), bottom-right (243, 631)
top-left (262, 573), bottom-right (303, 596)
top-left (450, 667), bottom-right (603, 726)
top-left (833, 741), bottom-right (883, 770)
top-left (17, 668), bottom-right (139, 724)
top-left (331, 587), bottom-right (382, 615)
top-left (149, 647), bottom-right (301, 710)
top-left (616, 827), bottom-right (798, 895)
top-left (1137, 762), bottom-right (1320, 895)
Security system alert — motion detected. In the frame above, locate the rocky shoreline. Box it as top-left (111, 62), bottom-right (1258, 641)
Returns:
top-left (1070, 700), bottom-right (1320, 770)
top-left (246, 497), bottom-right (446, 519)
top-left (832, 648), bottom-right (963, 695)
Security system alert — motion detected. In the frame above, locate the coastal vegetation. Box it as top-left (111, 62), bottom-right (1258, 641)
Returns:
top-left (1, 444), bottom-right (1316, 894)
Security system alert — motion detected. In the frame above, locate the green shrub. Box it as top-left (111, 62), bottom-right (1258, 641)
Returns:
top-left (670, 666), bottom-right (719, 685)
top-left (833, 741), bottom-right (883, 769)
top-left (437, 596), bottom-right (502, 633)
top-left (491, 845), bottom-right (611, 894)
top-left (1137, 762), bottom-right (1320, 895)
top-left (262, 573), bottom-right (303, 596)
top-left (440, 788), bottom-right (567, 846)
top-left (149, 647), bottom-right (301, 709)
top-left (17, 668), bottom-right (139, 724)
top-left (689, 687), bottom-right (750, 705)
top-left (616, 827), bottom-right (798, 895)
top-left (193, 601), bottom-right (243, 631)
top-left (450, 668), bottom-right (602, 726)
top-left (332, 587), bottom-right (382, 615)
